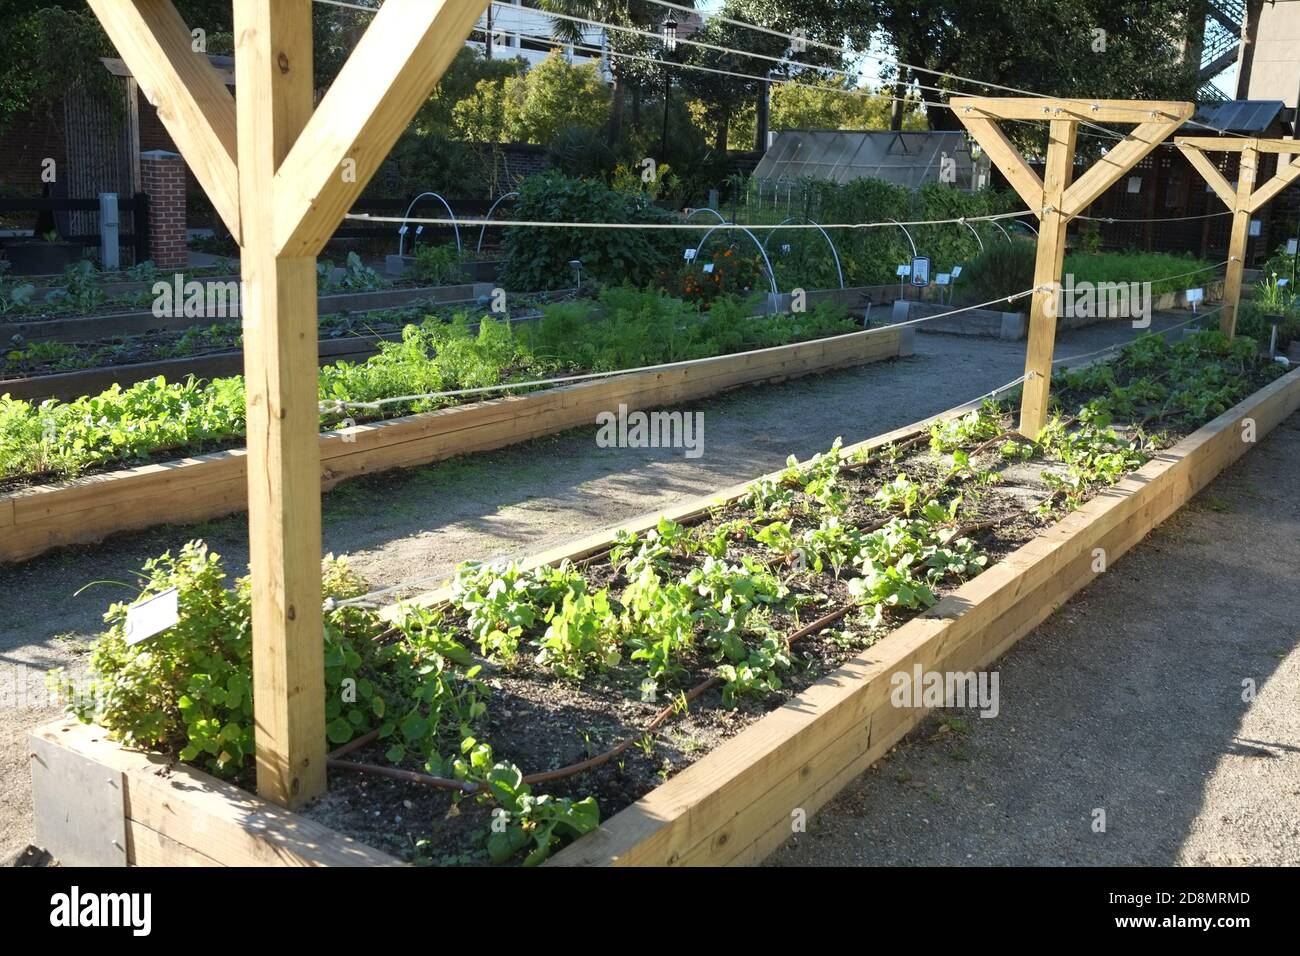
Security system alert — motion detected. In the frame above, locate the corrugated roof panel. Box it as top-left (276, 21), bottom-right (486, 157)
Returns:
top-left (1192, 99), bottom-right (1285, 133)
top-left (753, 130), bottom-right (982, 189)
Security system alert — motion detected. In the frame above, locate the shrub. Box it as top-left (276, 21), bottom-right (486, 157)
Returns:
top-left (547, 125), bottom-right (617, 181)
top-left (1062, 250), bottom-right (1215, 296)
top-left (50, 543), bottom-right (390, 777)
top-left (501, 171), bottom-right (679, 290)
top-left (961, 238), bottom-right (1037, 307)
top-left (411, 243), bottom-right (468, 286)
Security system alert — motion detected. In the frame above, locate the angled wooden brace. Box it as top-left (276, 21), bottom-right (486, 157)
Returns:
top-left (1247, 154), bottom-right (1300, 214)
top-left (1062, 116), bottom-right (1190, 216)
top-left (274, 0), bottom-right (491, 259)
top-left (86, 0), bottom-right (241, 240)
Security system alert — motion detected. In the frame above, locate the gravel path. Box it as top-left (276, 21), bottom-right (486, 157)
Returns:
top-left (0, 313), bottom-right (1251, 860)
top-left (770, 410), bottom-right (1300, 866)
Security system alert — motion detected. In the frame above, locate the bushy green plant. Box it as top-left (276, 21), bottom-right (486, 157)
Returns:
top-left (452, 741), bottom-right (599, 866)
top-left (0, 375), bottom-right (247, 483)
top-left (319, 251), bottom-right (390, 293)
top-left (547, 124), bottom-right (617, 181)
top-left (501, 171), bottom-right (679, 289)
top-left (960, 238), bottom-right (1037, 307)
top-left (50, 543), bottom-right (388, 776)
top-left (410, 243), bottom-right (467, 286)
top-left (450, 560), bottom-right (587, 661)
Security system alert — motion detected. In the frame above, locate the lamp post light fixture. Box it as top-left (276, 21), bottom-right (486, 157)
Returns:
top-left (662, 16), bottom-right (678, 53)
top-left (660, 16), bottom-right (679, 160)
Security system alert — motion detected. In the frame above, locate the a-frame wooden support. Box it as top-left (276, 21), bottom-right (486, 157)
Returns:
top-left (953, 97), bottom-right (1194, 438)
top-left (86, 0), bottom-right (489, 808)
top-left (1174, 136), bottom-right (1300, 338)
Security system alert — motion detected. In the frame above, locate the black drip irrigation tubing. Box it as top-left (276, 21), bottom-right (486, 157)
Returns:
top-left (327, 601), bottom-right (857, 794)
top-left (324, 422), bottom-right (981, 797)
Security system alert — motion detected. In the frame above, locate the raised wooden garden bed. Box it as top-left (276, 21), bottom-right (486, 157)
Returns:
top-left (0, 324), bottom-right (910, 563)
top-left (28, 364), bottom-right (1300, 867)
top-left (1, 280), bottom-right (497, 345)
top-left (891, 279), bottom-right (1226, 341)
top-left (3, 332), bottom-right (398, 403)
top-left (30, 720), bottom-right (398, 867)
top-left (545, 363), bottom-right (1300, 866)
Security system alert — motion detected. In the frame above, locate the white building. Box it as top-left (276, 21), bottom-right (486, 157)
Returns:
top-left (469, 1), bottom-right (610, 73)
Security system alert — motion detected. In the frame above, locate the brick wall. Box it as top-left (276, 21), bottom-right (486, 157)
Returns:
top-left (140, 150), bottom-right (187, 269)
top-left (486, 144), bottom-right (550, 191)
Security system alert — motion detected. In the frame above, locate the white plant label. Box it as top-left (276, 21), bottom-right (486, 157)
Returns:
top-left (124, 587), bottom-right (180, 646)
top-left (951, 265), bottom-right (963, 278)
top-left (703, 263), bottom-right (715, 274)
top-left (896, 264), bottom-right (911, 277)
top-left (935, 273), bottom-right (951, 286)
top-left (1288, 239), bottom-right (1298, 255)
top-left (684, 248), bottom-right (697, 262)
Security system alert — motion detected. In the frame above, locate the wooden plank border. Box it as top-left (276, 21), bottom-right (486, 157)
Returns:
top-left (30, 720), bottom-right (398, 867)
top-left (28, 368), bottom-right (1298, 867)
top-left (0, 325), bottom-right (910, 563)
top-left (546, 365), bottom-right (1300, 865)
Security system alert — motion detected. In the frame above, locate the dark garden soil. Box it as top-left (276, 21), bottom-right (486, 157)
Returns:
top-left (306, 345), bottom-right (1284, 864)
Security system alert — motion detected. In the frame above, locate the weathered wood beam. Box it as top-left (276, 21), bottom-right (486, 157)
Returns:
top-left (1176, 136), bottom-right (1300, 154)
top-left (951, 96), bottom-right (1191, 125)
top-left (235, 0), bottom-right (325, 809)
top-left (1247, 155), bottom-right (1300, 213)
top-left (1061, 115), bottom-right (1191, 216)
top-left (87, 0), bottom-right (240, 239)
top-left (1176, 143), bottom-right (1237, 207)
top-left (955, 113), bottom-right (1045, 211)
top-left (273, 0), bottom-right (489, 259)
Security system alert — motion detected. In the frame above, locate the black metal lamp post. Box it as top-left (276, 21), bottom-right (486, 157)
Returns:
top-left (660, 16), bottom-right (678, 160)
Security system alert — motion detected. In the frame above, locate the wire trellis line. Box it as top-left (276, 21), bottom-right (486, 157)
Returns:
top-left (345, 209), bottom-right (1034, 231)
top-left (318, 287), bottom-right (1039, 415)
top-left (327, 300), bottom-right (1226, 612)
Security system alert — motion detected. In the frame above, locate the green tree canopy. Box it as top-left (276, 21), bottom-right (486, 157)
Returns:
top-left (452, 50), bottom-right (613, 145)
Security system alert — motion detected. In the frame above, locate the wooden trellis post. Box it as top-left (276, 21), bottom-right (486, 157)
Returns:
top-left (952, 98), bottom-right (1194, 437)
top-left (87, 0), bottom-right (489, 808)
top-left (1174, 137), bottom-right (1300, 337)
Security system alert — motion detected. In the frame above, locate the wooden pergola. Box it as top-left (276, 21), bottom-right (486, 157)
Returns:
top-left (1174, 137), bottom-right (1300, 336)
top-left (79, 4), bottom-right (1292, 817)
top-left (85, 0), bottom-right (490, 809)
top-left (952, 97), bottom-right (1194, 438)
